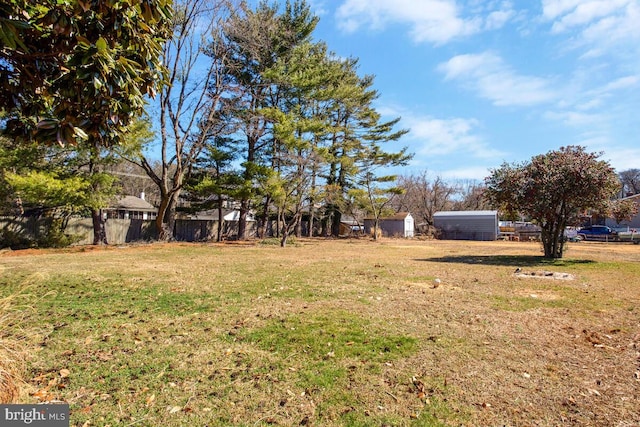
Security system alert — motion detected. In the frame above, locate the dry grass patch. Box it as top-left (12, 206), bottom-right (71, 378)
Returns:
top-left (1, 239), bottom-right (639, 425)
top-left (0, 292), bottom-right (31, 403)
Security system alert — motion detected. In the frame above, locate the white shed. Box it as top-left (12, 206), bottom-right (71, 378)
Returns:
top-left (364, 212), bottom-right (415, 238)
top-left (434, 210), bottom-right (499, 241)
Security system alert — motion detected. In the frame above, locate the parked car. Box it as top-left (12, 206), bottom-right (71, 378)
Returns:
top-left (576, 225), bottom-right (617, 241)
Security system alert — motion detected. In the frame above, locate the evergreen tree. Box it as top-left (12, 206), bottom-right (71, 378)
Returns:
top-left (215, 0), bottom-right (318, 239)
top-left (185, 136), bottom-right (242, 242)
top-left (322, 58), bottom-right (409, 237)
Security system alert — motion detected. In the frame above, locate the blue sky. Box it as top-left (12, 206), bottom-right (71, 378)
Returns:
top-left (305, 0), bottom-right (640, 181)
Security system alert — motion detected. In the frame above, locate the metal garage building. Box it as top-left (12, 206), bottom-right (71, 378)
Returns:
top-left (433, 210), bottom-right (499, 241)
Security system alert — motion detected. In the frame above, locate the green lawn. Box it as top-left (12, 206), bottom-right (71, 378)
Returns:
top-left (1, 239), bottom-right (639, 426)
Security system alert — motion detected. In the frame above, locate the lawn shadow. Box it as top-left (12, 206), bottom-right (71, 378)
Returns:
top-left (414, 255), bottom-right (596, 268)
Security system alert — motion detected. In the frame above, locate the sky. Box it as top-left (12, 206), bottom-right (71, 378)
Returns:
top-left (303, 0), bottom-right (640, 181)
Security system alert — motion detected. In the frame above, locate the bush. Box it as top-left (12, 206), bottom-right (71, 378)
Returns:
top-left (0, 228), bottom-right (33, 250)
top-left (35, 219), bottom-right (82, 248)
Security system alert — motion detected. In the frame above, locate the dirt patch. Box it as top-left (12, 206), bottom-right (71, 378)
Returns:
top-left (515, 270), bottom-right (575, 280)
top-left (515, 289), bottom-right (561, 300)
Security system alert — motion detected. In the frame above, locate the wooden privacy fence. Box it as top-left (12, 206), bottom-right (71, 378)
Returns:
top-left (0, 217), bottom-right (249, 245)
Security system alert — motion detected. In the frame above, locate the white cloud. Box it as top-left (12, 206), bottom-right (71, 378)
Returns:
top-left (378, 104), bottom-right (503, 161)
top-left (439, 166), bottom-right (492, 181)
top-left (485, 7), bottom-right (515, 30)
top-left (558, 74), bottom-right (639, 113)
top-left (334, 0), bottom-right (514, 44)
top-left (308, 0), bottom-right (329, 17)
top-left (541, 0), bottom-right (581, 20)
top-left (543, 0), bottom-right (632, 32)
top-left (541, 0), bottom-right (640, 57)
top-left (437, 52), bottom-right (558, 106)
top-left (410, 117), bottom-right (485, 156)
top-left (543, 110), bottom-right (605, 127)
top-left (602, 147), bottom-right (640, 172)
top-left (579, 75), bottom-right (640, 107)
top-left (542, 0), bottom-right (631, 31)
top-left (599, 75), bottom-right (639, 91)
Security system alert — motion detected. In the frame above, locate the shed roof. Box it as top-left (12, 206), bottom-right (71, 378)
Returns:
top-left (434, 210), bottom-right (497, 218)
top-left (111, 195), bottom-right (156, 211)
top-left (386, 212), bottom-right (412, 220)
top-left (622, 193), bottom-right (640, 202)
top-left (365, 212), bottom-right (412, 221)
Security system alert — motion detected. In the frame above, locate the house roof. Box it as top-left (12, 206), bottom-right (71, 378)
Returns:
top-left (111, 195), bottom-right (157, 211)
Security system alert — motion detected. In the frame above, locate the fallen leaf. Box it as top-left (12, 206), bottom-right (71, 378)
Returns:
top-left (31, 388), bottom-right (54, 401)
top-left (168, 406), bottom-right (182, 414)
top-left (59, 369), bottom-right (70, 378)
top-left (145, 394), bottom-right (156, 406)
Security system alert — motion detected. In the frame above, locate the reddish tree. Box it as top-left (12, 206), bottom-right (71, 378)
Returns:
top-left (485, 146), bottom-right (619, 258)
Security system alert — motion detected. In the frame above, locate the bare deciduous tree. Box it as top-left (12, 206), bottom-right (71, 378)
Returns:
top-left (619, 168), bottom-right (640, 196)
top-left (452, 180), bottom-right (490, 211)
top-left (395, 171), bottom-right (457, 234)
top-left (122, 0), bottom-right (236, 239)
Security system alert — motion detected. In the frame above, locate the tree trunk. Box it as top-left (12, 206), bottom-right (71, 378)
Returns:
top-left (238, 199), bottom-right (249, 240)
top-left (541, 225), bottom-right (563, 259)
top-left (155, 192), bottom-right (177, 241)
top-left (92, 209), bottom-right (108, 245)
top-left (331, 208), bottom-right (341, 237)
top-left (216, 200), bottom-right (223, 242)
top-left (280, 211), bottom-right (301, 247)
top-left (295, 218), bottom-right (302, 238)
top-left (308, 206), bottom-right (315, 237)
